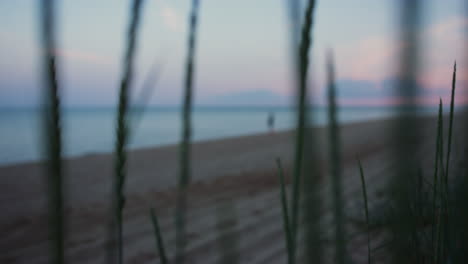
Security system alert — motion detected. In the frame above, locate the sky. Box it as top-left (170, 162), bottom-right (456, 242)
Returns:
top-left (0, 0), bottom-right (467, 107)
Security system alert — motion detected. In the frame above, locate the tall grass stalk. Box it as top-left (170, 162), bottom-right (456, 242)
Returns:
top-left (150, 208), bottom-right (168, 264)
top-left (326, 51), bottom-right (346, 263)
top-left (434, 134), bottom-right (446, 263)
top-left (391, 0), bottom-right (422, 262)
top-left (129, 61), bottom-right (165, 135)
top-left (288, 2), bottom-right (317, 262)
top-left (175, 0), bottom-right (200, 263)
top-left (215, 199), bottom-right (239, 264)
top-left (445, 62), bottom-right (456, 184)
top-left (431, 99), bottom-right (443, 260)
top-left (436, 135), bottom-right (446, 261)
top-left (439, 61), bottom-right (457, 262)
top-left (299, 1), bottom-right (323, 263)
top-left (436, 103), bottom-right (446, 263)
top-left (109, 1), bottom-right (144, 263)
top-left (444, 61), bottom-right (457, 260)
top-left (358, 158), bottom-right (371, 264)
top-left (276, 158), bottom-right (293, 264)
top-left (285, 0), bottom-right (300, 59)
top-left (40, 1), bottom-right (65, 263)
top-left (451, 146), bottom-right (468, 262)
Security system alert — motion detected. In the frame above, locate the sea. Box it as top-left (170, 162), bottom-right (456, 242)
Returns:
top-left (0, 106), bottom-right (440, 166)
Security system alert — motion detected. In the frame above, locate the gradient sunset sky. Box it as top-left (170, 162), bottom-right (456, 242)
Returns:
top-left (0, 0), bottom-right (467, 107)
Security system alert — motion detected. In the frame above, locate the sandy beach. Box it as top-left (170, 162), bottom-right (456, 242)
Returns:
top-left (1, 115), bottom-right (466, 263)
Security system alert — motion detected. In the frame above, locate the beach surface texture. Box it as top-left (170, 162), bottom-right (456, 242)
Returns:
top-left (1, 115), bottom-right (466, 263)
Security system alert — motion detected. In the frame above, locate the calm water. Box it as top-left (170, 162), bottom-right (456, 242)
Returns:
top-left (0, 106), bottom-right (435, 165)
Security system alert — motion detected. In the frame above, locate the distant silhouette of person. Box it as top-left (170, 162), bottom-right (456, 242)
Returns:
top-left (267, 112), bottom-right (275, 132)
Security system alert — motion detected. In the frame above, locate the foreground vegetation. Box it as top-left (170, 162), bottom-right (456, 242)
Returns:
top-left (38, 0), bottom-right (467, 263)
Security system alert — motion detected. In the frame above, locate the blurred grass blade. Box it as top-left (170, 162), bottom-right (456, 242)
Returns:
top-left (40, 0), bottom-right (65, 263)
top-left (109, 1), bottom-right (144, 264)
top-left (417, 167), bottom-right (423, 228)
top-left (431, 99), bottom-right (443, 259)
top-left (443, 65), bottom-right (457, 258)
top-left (391, 0), bottom-right (422, 262)
top-left (175, 0), bottom-right (201, 263)
top-left (129, 60), bottom-right (166, 136)
top-left (289, 2), bottom-right (317, 263)
top-left (440, 62), bottom-right (456, 262)
top-left (327, 51), bottom-right (346, 264)
top-left (276, 158), bottom-right (293, 264)
top-left (358, 158), bottom-right (371, 264)
top-left (445, 62), bottom-right (456, 181)
top-left (436, 103), bottom-right (446, 264)
top-left (150, 208), bottom-right (168, 264)
top-left (215, 199), bottom-right (239, 264)
top-left (451, 149), bottom-right (468, 262)
top-left (285, 0), bottom-right (300, 47)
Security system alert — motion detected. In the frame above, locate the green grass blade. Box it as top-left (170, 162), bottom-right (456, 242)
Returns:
top-left (109, 1), bottom-right (144, 263)
top-left (175, 1), bottom-right (201, 263)
top-left (327, 51), bottom-right (346, 264)
top-left (444, 62), bottom-right (457, 257)
top-left (40, 1), bottom-right (65, 263)
top-left (445, 62), bottom-right (457, 183)
top-left (451, 153), bottom-right (468, 262)
top-left (276, 158), bottom-right (293, 264)
top-left (129, 61), bottom-right (166, 136)
top-left (432, 99), bottom-right (443, 259)
top-left (215, 199), bottom-right (239, 264)
top-left (358, 157), bottom-right (371, 264)
top-left (436, 103), bottom-right (446, 264)
top-left (391, 0), bottom-right (422, 262)
top-left (289, 2), bottom-right (317, 263)
top-left (150, 208), bottom-right (168, 264)
top-left (417, 167), bottom-right (424, 227)
top-left (285, 0), bottom-right (300, 47)
top-left (440, 61), bottom-right (456, 263)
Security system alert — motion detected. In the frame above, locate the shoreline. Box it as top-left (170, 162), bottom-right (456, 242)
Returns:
top-left (1, 105), bottom-right (450, 168)
top-left (0, 114), bottom-right (435, 169)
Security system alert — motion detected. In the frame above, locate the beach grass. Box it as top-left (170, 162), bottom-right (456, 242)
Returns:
top-left (327, 51), bottom-right (346, 264)
top-left (276, 158), bottom-right (293, 264)
top-left (435, 100), bottom-right (446, 264)
top-left (390, 0), bottom-right (423, 262)
top-left (358, 157), bottom-right (371, 264)
top-left (129, 61), bottom-right (165, 137)
top-left (109, 1), bottom-right (144, 263)
top-left (445, 62), bottom-right (457, 181)
top-left (288, 1), bottom-right (318, 263)
top-left (215, 198), bottom-right (240, 264)
top-left (40, 0), bottom-right (65, 263)
top-left (431, 99), bottom-right (443, 261)
top-left (150, 208), bottom-right (168, 264)
top-left (360, 62), bottom-right (459, 263)
top-left (175, 0), bottom-right (201, 263)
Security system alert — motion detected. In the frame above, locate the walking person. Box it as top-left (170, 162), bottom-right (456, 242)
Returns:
top-left (267, 112), bottom-right (275, 133)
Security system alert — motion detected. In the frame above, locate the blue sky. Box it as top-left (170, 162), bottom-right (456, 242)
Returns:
top-left (0, 0), bottom-right (467, 107)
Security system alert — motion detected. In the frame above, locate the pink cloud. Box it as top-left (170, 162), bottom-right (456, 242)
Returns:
top-left (336, 35), bottom-right (400, 82)
top-left (340, 16), bottom-right (467, 80)
top-left (419, 65), bottom-right (468, 91)
top-left (418, 17), bottom-right (468, 90)
top-left (333, 16), bottom-right (467, 105)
